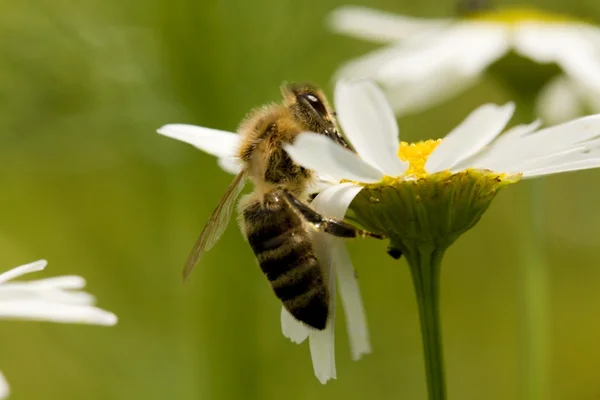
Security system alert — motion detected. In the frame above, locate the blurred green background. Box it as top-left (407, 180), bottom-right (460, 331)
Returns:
top-left (2, 0), bottom-right (600, 399)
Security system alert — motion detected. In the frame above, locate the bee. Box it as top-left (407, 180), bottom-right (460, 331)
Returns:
top-left (184, 83), bottom-right (383, 330)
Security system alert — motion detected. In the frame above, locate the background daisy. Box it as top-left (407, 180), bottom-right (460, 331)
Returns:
top-left (330, 4), bottom-right (600, 123)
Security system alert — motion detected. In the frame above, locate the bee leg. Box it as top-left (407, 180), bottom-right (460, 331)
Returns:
top-left (387, 246), bottom-right (403, 260)
top-left (281, 189), bottom-right (385, 240)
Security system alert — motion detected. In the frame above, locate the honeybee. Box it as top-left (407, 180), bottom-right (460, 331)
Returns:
top-left (184, 83), bottom-right (383, 330)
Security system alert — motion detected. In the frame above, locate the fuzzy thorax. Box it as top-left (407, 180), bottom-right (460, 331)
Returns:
top-left (346, 140), bottom-right (521, 254)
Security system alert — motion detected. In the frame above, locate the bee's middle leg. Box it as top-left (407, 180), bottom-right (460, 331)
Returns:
top-left (281, 189), bottom-right (384, 240)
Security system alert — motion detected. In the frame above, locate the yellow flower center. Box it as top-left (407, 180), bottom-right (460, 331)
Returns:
top-left (466, 6), bottom-right (581, 26)
top-left (397, 139), bottom-right (442, 178)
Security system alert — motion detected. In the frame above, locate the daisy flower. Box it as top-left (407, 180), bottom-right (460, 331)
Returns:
top-left (283, 80), bottom-right (600, 399)
top-left (0, 259), bottom-right (117, 399)
top-left (158, 116), bottom-right (371, 384)
top-left (329, 5), bottom-right (600, 123)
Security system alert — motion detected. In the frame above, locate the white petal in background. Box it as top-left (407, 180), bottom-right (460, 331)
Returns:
top-left (328, 6), bottom-right (450, 43)
top-left (515, 23), bottom-right (600, 93)
top-left (376, 23), bottom-right (510, 85)
top-left (334, 81), bottom-right (408, 176)
top-left (0, 260), bottom-right (118, 325)
top-left (0, 371), bottom-right (8, 400)
top-left (0, 260), bottom-right (46, 284)
top-left (0, 260), bottom-right (117, 399)
top-left (536, 75), bottom-right (584, 125)
top-left (384, 67), bottom-right (479, 116)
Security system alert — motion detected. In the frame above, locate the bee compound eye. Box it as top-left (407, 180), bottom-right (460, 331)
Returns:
top-left (306, 94), bottom-right (319, 103)
top-left (302, 93), bottom-right (328, 117)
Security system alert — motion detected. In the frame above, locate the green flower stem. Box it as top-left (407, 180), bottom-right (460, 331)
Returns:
top-left (404, 244), bottom-right (447, 400)
top-left (348, 169), bottom-right (518, 400)
top-left (517, 182), bottom-right (549, 400)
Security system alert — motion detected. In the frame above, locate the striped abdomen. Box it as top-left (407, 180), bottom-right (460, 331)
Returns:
top-left (241, 194), bottom-right (329, 330)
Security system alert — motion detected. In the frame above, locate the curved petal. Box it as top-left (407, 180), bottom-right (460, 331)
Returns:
top-left (425, 103), bottom-right (515, 173)
top-left (328, 6), bottom-right (450, 43)
top-left (0, 301), bottom-right (118, 325)
top-left (311, 182), bottom-right (363, 218)
top-left (0, 260), bottom-right (46, 284)
top-left (22, 275), bottom-right (87, 290)
top-left (377, 22), bottom-right (510, 85)
top-left (312, 183), bottom-right (370, 360)
top-left (334, 43), bottom-right (411, 82)
top-left (285, 133), bottom-right (384, 183)
top-left (280, 307), bottom-right (309, 344)
top-left (0, 371), bottom-right (9, 400)
top-left (335, 81), bottom-right (408, 176)
top-left (515, 23), bottom-right (600, 92)
top-left (157, 124), bottom-right (241, 159)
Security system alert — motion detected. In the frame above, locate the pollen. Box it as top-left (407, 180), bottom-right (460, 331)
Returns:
top-left (466, 6), bottom-right (581, 25)
top-left (397, 139), bottom-right (442, 178)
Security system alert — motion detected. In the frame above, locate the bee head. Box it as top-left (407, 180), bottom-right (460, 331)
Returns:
top-left (281, 82), bottom-right (352, 150)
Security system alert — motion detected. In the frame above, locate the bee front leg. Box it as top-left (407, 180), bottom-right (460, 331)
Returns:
top-left (281, 189), bottom-right (384, 240)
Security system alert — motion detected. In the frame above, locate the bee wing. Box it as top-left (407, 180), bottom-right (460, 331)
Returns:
top-left (183, 171), bottom-right (246, 280)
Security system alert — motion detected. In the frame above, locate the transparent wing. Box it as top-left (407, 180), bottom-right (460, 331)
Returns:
top-left (183, 171), bottom-right (246, 280)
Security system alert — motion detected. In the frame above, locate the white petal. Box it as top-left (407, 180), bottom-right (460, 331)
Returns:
top-left (285, 133), bottom-right (384, 183)
top-left (515, 23), bottom-right (600, 92)
top-left (461, 120), bottom-right (541, 171)
top-left (334, 43), bottom-right (409, 82)
top-left (335, 81), bottom-right (408, 176)
top-left (0, 371), bottom-right (9, 399)
top-left (328, 6), bottom-right (450, 43)
top-left (0, 260), bottom-right (47, 284)
top-left (384, 69), bottom-right (479, 116)
top-left (535, 75), bottom-right (584, 125)
top-left (311, 182), bottom-right (363, 218)
top-left (21, 275), bottom-right (86, 290)
top-left (333, 240), bottom-right (371, 360)
top-left (0, 301), bottom-right (118, 325)
top-left (513, 142), bottom-right (600, 172)
top-left (0, 286), bottom-right (96, 305)
top-left (311, 183), bottom-right (370, 360)
top-left (308, 233), bottom-right (337, 384)
top-left (217, 156), bottom-right (243, 175)
top-left (376, 22), bottom-right (510, 85)
top-left (280, 307), bottom-right (309, 344)
top-left (522, 158), bottom-right (600, 178)
top-left (426, 103), bottom-right (515, 173)
top-left (476, 114), bottom-right (600, 173)
top-left (157, 124), bottom-right (240, 159)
